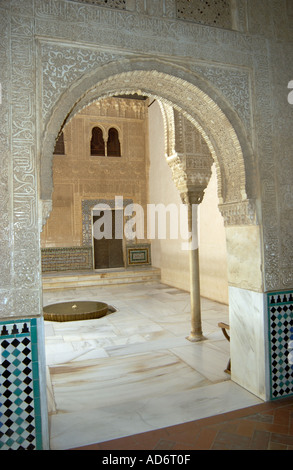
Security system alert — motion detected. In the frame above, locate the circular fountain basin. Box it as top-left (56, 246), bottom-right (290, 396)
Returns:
top-left (43, 301), bottom-right (110, 322)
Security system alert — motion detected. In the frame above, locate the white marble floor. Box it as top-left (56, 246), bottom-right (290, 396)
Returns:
top-left (43, 281), bottom-right (263, 450)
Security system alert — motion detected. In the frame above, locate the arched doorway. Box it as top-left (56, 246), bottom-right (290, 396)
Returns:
top-left (40, 59), bottom-right (265, 448)
top-left (40, 58), bottom-right (262, 333)
top-left (40, 59), bottom-right (255, 208)
top-left (40, 58), bottom-right (261, 293)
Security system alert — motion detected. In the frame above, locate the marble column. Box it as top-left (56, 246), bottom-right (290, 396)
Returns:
top-left (166, 147), bottom-right (210, 342)
top-left (182, 191), bottom-right (206, 342)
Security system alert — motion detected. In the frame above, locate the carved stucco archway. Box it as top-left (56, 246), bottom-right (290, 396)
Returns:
top-left (40, 58), bottom-right (257, 229)
top-left (39, 56), bottom-right (265, 390)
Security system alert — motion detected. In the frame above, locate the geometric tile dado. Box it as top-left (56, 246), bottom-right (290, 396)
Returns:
top-left (0, 319), bottom-right (43, 450)
top-left (126, 244), bottom-right (151, 266)
top-left (41, 247), bottom-right (93, 272)
top-left (267, 291), bottom-right (293, 400)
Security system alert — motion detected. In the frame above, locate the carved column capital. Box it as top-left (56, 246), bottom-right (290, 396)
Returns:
top-left (166, 153), bottom-right (209, 205)
top-left (180, 188), bottom-right (205, 205)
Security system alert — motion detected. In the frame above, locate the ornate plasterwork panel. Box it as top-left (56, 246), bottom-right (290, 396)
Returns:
top-left (0, 9), bottom-right (42, 317)
top-left (167, 109), bottom-right (214, 202)
top-left (64, 0), bottom-right (248, 31)
top-left (59, 0), bottom-right (177, 19)
top-left (157, 101), bottom-right (176, 158)
top-left (218, 199), bottom-right (258, 226)
top-left (263, 39), bottom-right (293, 290)
top-left (40, 42), bottom-right (120, 121)
top-left (159, 101), bottom-right (213, 203)
top-left (0, 7), bottom-right (12, 304)
top-left (159, 104), bottom-right (255, 221)
top-left (39, 38), bottom-right (252, 136)
top-left (176, 0), bottom-right (232, 29)
top-left (189, 63), bottom-right (252, 135)
top-left (69, 0), bottom-right (126, 8)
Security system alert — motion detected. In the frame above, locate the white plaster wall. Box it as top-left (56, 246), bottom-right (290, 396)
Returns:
top-left (199, 166), bottom-right (229, 304)
top-left (148, 101), bottom-right (190, 291)
top-left (148, 101), bottom-right (229, 304)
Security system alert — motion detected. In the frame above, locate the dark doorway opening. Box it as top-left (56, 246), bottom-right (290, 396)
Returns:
top-left (93, 210), bottom-right (124, 269)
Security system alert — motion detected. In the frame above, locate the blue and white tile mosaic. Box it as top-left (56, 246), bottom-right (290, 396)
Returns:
top-left (0, 318), bottom-right (43, 450)
top-left (267, 291), bottom-right (293, 400)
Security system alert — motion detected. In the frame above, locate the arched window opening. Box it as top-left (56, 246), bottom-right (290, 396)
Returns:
top-left (107, 127), bottom-right (121, 157)
top-left (91, 126), bottom-right (105, 156)
top-left (53, 131), bottom-right (65, 155)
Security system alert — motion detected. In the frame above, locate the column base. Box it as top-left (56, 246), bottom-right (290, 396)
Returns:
top-left (186, 333), bottom-right (207, 342)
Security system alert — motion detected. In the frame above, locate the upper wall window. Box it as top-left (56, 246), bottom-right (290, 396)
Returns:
top-left (53, 132), bottom-right (65, 155)
top-left (68, 0), bottom-right (126, 9)
top-left (107, 128), bottom-right (121, 157)
top-left (90, 126), bottom-right (121, 157)
top-left (91, 126), bottom-right (105, 156)
top-left (176, 0), bottom-right (232, 29)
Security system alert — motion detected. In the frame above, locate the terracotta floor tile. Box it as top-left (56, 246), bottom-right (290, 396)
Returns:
top-left (193, 428), bottom-right (218, 450)
top-left (243, 419), bottom-right (288, 435)
top-left (270, 432), bottom-right (293, 447)
top-left (153, 439), bottom-right (176, 450)
top-left (236, 420), bottom-right (256, 437)
top-left (268, 441), bottom-right (288, 450)
top-left (173, 442), bottom-right (197, 450)
top-left (250, 430), bottom-right (270, 450)
top-left (244, 412), bottom-right (273, 423)
top-left (273, 408), bottom-right (291, 426)
top-left (211, 431), bottom-right (251, 450)
top-left (161, 431), bottom-right (199, 448)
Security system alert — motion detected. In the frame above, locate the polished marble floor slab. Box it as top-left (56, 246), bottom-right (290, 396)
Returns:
top-left (43, 282), bottom-right (263, 450)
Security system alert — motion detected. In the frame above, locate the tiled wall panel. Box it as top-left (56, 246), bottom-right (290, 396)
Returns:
top-left (126, 244), bottom-right (151, 266)
top-left (268, 291), bottom-right (293, 400)
top-left (41, 246), bottom-right (93, 272)
top-left (0, 319), bottom-right (43, 450)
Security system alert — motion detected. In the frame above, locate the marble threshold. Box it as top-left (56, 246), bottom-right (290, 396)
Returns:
top-left (43, 281), bottom-right (263, 450)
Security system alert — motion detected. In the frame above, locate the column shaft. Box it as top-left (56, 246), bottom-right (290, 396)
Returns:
top-left (186, 203), bottom-right (206, 342)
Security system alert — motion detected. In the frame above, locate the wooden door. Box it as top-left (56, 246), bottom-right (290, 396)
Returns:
top-left (93, 210), bottom-right (124, 269)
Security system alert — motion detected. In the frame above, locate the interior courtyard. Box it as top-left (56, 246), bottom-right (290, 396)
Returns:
top-left (41, 93), bottom-right (243, 449)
